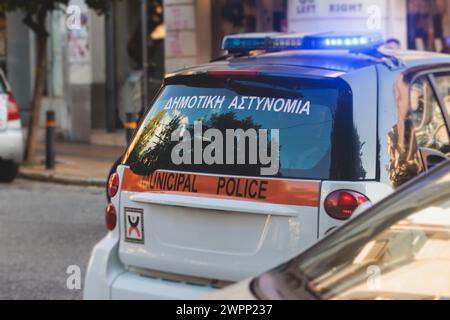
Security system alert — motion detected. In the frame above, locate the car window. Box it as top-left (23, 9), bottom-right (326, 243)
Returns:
top-left (410, 76), bottom-right (450, 154)
top-left (123, 77), bottom-right (361, 180)
top-left (433, 72), bottom-right (450, 120)
top-left (310, 197), bottom-right (450, 300)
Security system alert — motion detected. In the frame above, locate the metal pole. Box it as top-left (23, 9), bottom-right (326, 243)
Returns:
top-left (46, 111), bottom-right (56, 170)
top-left (141, 0), bottom-right (149, 111)
top-left (106, 1), bottom-right (117, 132)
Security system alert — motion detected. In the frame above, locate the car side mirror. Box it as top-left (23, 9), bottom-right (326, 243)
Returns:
top-left (419, 147), bottom-right (449, 170)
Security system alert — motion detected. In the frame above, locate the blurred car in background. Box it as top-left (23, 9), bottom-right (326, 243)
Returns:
top-left (0, 69), bottom-right (23, 182)
top-left (207, 160), bottom-right (450, 300)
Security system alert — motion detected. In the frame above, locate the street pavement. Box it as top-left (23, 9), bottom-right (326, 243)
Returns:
top-left (0, 179), bottom-right (106, 300)
top-left (20, 142), bottom-right (124, 187)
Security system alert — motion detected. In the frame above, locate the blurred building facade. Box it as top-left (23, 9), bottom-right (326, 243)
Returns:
top-left (2, 0), bottom-right (450, 145)
top-left (4, 0), bottom-right (106, 143)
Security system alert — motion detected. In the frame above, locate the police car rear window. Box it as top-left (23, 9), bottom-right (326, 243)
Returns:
top-left (124, 77), bottom-right (346, 180)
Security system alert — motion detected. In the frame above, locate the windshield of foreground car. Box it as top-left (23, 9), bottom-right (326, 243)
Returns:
top-left (254, 164), bottom-right (450, 300)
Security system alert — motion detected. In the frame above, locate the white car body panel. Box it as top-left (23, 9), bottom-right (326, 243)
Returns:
top-left (0, 70), bottom-right (23, 163)
top-left (84, 165), bottom-right (124, 300)
top-left (111, 272), bottom-right (215, 300)
top-left (0, 126), bottom-right (24, 163)
top-left (118, 167), bottom-right (321, 282)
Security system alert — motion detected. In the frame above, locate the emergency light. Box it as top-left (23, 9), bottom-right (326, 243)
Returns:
top-left (223, 32), bottom-right (385, 53)
top-left (222, 32), bottom-right (282, 53)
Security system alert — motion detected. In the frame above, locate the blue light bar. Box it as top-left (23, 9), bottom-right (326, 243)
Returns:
top-left (222, 32), bottom-right (385, 53)
top-left (302, 32), bottom-right (384, 50)
top-left (222, 33), bottom-right (281, 53)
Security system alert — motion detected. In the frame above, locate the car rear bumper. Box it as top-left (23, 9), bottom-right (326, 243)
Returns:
top-left (0, 128), bottom-right (23, 163)
top-left (111, 272), bottom-right (216, 300)
top-left (84, 235), bottom-right (217, 300)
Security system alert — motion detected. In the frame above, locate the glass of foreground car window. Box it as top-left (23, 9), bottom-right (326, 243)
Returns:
top-left (320, 200), bottom-right (450, 300)
top-left (253, 166), bottom-right (450, 300)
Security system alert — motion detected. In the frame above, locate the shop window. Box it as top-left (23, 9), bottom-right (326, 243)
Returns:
top-left (410, 76), bottom-right (450, 153)
top-left (211, 0), bottom-right (287, 57)
top-left (407, 0), bottom-right (450, 52)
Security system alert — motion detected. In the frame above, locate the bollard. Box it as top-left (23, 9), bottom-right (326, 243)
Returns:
top-left (125, 113), bottom-right (137, 143)
top-left (46, 111), bottom-right (56, 170)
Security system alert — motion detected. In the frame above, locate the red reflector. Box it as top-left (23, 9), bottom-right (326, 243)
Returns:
top-left (108, 172), bottom-right (119, 198)
top-left (7, 94), bottom-right (20, 121)
top-left (324, 190), bottom-right (370, 221)
top-left (105, 203), bottom-right (117, 231)
top-left (207, 70), bottom-right (260, 77)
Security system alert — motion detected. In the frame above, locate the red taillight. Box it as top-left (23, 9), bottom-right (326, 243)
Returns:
top-left (207, 70), bottom-right (260, 77)
top-left (7, 93), bottom-right (20, 121)
top-left (105, 203), bottom-right (117, 231)
top-left (108, 172), bottom-right (119, 198)
top-left (324, 190), bottom-right (370, 220)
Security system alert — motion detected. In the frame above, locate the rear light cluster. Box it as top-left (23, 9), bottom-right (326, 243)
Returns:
top-left (324, 190), bottom-right (370, 220)
top-left (105, 203), bottom-right (117, 231)
top-left (105, 173), bottom-right (119, 231)
top-left (108, 172), bottom-right (119, 198)
top-left (7, 93), bottom-right (20, 121)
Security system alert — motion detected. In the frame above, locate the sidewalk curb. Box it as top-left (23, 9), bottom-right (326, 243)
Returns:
top-left (19, 170), bottom-right (106, 188)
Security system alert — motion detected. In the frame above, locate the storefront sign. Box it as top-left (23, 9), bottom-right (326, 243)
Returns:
top-left (289, 0), bottom-right (386, 19)
top-left (165, 4), bottom-right (195, 31)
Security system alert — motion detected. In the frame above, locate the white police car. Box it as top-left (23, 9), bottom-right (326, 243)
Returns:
top-left (84, 32), bottom-right (450, 299)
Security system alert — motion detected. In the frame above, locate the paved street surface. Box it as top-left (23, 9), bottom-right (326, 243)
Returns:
top-left (20, 142), bottom-right (124, 186)
top-left (0, 179), bottom-right (106, 300)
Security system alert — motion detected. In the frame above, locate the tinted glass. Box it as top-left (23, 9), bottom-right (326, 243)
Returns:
top-left (124, 77), bottom-right (346, 180)
top-left (410, 76), bottom-right (450, 154)
top-left (434, 72), bottom-right (450, 118)
top-left (254, 166), bottom-right (450, 300)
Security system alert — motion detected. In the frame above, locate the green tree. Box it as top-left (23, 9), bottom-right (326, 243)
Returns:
top-left (0, 0), bottom-right (109, 162)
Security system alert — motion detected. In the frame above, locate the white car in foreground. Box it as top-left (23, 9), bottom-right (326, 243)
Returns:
top-left (0, 69), bottom-right (23, 182)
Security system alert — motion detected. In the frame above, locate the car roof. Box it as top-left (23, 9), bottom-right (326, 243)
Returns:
top-left (168, 49), bottom-right (450, 78)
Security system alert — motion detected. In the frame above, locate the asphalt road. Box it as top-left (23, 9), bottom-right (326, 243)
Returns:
top-left (0, 179), bottom-right (106, 300)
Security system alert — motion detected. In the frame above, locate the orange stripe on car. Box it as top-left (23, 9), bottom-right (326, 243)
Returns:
top-left (121, 168), bottom-right (320, 207)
